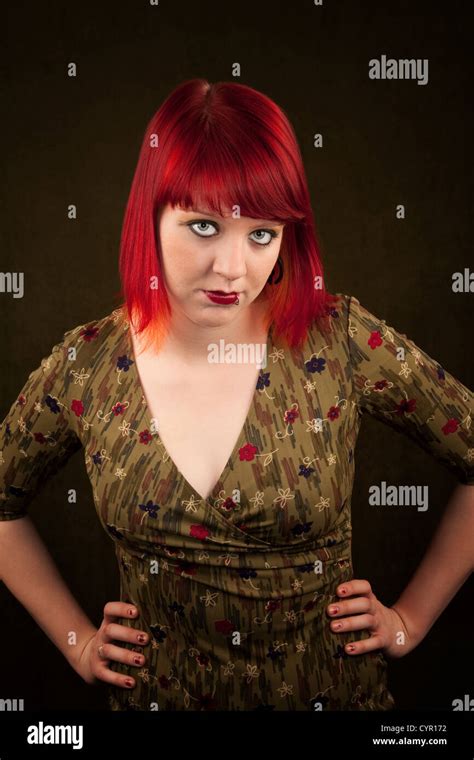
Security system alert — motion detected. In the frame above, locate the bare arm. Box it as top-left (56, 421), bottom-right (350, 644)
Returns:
top-left (391, 482), bottom-right (474, 646)
top-left (0, 515), bottom-right (97, 673)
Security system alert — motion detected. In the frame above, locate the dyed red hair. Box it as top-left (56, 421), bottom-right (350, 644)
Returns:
top-left (115, 78), bottom-right (339, 352)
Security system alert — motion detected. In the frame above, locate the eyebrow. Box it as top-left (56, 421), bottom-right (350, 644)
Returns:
top-left (182, 208), bottom-right (284, 225)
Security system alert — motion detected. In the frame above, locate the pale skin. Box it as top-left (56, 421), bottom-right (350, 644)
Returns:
top-left (2, 203), bottom-right (471, 692)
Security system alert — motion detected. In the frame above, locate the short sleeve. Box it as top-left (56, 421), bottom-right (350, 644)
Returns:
top-left (0, 328), bottom-right (83, 520)
top-left (346, 295), bottom-right (474, 485)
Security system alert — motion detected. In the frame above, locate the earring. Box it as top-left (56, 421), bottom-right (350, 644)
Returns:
top-left (266, 255), bottom-right (284, 285)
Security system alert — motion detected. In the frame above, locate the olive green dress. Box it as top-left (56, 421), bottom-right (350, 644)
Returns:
top-left (1, 294), bottom-right (472, 711)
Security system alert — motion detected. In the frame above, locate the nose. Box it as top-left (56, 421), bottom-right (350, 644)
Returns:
top-left (211, 237), bottom-right (247, 282)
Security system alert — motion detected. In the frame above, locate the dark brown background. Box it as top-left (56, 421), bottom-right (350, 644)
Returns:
top-left (1, 0), bottom-right (472, 710)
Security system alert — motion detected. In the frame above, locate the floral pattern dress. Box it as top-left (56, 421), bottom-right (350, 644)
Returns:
top-left (0, 293), bottom-right (472, 711)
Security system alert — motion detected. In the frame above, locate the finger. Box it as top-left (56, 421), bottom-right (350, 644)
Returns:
top-left (96, 641), bottom-right (146, 670)
top-left (103, 601), bottom-right (139, 624)
top-left (335, 580), bottom-right (372, 598)
top-left (327, 597), bottom-right (371, 618)
top-left (92, 661), bottom-right (137, 690)
top-left (329, 613), bottom-right (374, 634)
top-left (103, 622), bottom-right (149, 647)
top-left (345, 634), bottom-right (384, 656)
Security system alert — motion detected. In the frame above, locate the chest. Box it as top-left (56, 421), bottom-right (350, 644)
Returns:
top-left (132, 347), bottom-right (262, 501)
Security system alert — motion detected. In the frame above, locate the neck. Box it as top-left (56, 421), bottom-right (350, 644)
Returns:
top-left (132, 297), bottom-right (271, 367)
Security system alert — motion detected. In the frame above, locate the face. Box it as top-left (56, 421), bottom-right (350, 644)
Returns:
top-left (156, 202), bottom-right (285, 327)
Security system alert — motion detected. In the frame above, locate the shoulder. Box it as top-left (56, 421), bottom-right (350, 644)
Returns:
top-left (306, 291), bottom-right (352, 340)
top-left (45, 307), bottom-right (128, 398)
top-left (291, 292), bottom-right (352, 361)
top-left (57, 307), bottom-right (126, 359)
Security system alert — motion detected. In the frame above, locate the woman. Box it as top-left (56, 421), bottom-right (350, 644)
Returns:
top-left (0, 79), bottom-right (472, 711)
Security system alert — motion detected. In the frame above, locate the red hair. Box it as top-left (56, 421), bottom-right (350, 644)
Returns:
top-left (115, 78), bottom-right (340, 353)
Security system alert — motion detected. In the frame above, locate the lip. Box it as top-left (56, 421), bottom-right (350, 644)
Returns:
top-left (203, 289), bottom-right (240, 304)
top-left (204, 290), bottom-right (239, 295)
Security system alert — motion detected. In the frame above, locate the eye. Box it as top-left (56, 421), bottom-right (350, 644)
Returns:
top-left (188, 221), bottom-right (217, 237)
top-left (250, 229), bottom-right (279, 246)
top-left (187, 220), bottom-right (279, 247)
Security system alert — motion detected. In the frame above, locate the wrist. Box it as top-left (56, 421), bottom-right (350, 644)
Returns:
top-left (65, 624), bottom-right (98, 673)
top-left (390, 601), bottom-right (425, 649)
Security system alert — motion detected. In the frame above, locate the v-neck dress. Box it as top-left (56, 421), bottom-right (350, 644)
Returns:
top-left (1, 294), bottom-right (473, 711)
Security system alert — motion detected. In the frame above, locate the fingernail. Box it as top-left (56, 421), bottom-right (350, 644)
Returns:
top-left (125, 679), bottom-right (134, 687)
top-left (129, 607), bottom-right (137, 616)
top-left (338, 587), bottom-right (347, 595)
top-left (329, 606), bottom-right (339, 615)
top-left (137, 634), bottom-right (147, 643)
top-left (346, 644), bottom-right (355, 652)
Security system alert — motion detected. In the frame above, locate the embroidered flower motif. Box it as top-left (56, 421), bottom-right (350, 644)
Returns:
top-left (45, 395), bottom-right (61, 414)
top-left (265, 599), bottom-right (283, 613)
top-left (442, 418), bottom-right (459, 435)
top-left (138, 500), bottom-right (160, 522)
top-left (195, 653), bottom-right (210, 668)
top-left (182, 494), bottom-right (202, 513)
top-left (159, 675), bottom-right (171, 689)
top-left (222, 661), bottom-right (235, 676)
top-left (70, 368), bottom-right (90, 386)
top-left (256, 371), bottom-right (270, 390)
top-left (305, 356), bottom-right (326, 374)
top-left (314, 496), bottom-right (330, 512)
top-left (249, 491), bottom-right (265, 509)
top-left (273, 488), bottom-right (295, 509)
top-left (189, 524), bottom-right (211, 541)
top-left (200, 589), bottom-right (219, 607)
top-left (290, 521), bottom-right (312, 536)
top-left (215, 619), bottom-right (234, 635)
top-left (277, 681), bottom-right (293, 697)
top-left (327, 405), bottom-right (341, 421)
top-left (306, 418), bottom-right (323, 433)
top-left (139, 429), bottom-right (153, 444)
top-left (283, 406), bottom-right (299, 424)
top-left (79, 325), bottom-right (100, 342)
top-left (71, 399), bottom-right (84, 417)
top-left (368, 330), bottom-right (383, 349)
top-left (395, 398), bottom-right (417, 415)
top-left (243, 664), bottom-right (260, 683)
top-left (221, 497), bottom-right (238, 512)
top-left (117, 354), bottom-right (134, 372)
top-left (239, 443), bottom-right (258, 461)
top-left (218, 552), bottom-right (239, 565)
